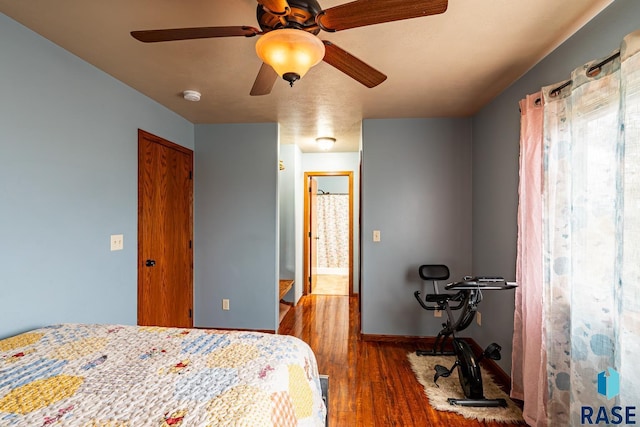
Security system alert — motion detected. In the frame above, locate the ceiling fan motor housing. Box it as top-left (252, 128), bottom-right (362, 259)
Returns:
top-left (257, 0), bottom-right (323, 34)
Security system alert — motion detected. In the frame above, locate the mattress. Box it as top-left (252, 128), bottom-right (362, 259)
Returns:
top-left (0, 324), bottom-right (326, 426)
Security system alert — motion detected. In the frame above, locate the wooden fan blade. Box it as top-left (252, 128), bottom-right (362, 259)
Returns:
top-left (257, 0), bottom-right (290, 16)
top-left (322, 41), bottom-right (387, 88)
top-left (250, 63), bottom-right (279, 96)
top-left (317, 0), bottom-right (448, 32)
top-left (131, 26), bottom-right (260, 43)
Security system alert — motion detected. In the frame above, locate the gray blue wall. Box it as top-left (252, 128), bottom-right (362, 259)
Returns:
top-left (0, 13), bottom-right (194, 338)
top-left (361, 118), bottom-right (473, 336)
top-left (194, 123), bottom-right (279, 331)
top-left (279, 144), bottom-right (297, 286)
top-left (471, 0), bottom-right (640, 373)
top-left (316, 176), bottom-right (349, 194)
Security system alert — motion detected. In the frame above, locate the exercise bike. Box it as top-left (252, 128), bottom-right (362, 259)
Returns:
top-left (413, 264), bottom-right (516, 407)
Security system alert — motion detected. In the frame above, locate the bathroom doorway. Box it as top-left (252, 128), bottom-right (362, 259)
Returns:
top-left (303, 172), bottom-right (353, 296)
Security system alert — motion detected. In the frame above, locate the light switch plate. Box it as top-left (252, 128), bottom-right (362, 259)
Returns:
top-left (373, 230), bottom-right (381, 242)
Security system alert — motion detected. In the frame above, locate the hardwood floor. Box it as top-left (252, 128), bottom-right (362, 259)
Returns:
top-left (279, 295), bottom-right (524, 426)
top-left (312, 274), bottom-right (349, 296)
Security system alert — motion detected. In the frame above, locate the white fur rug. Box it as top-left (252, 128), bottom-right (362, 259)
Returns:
top-left (407, 352), bottom-right (525, 424)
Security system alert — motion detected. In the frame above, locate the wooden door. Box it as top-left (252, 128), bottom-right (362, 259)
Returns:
top-left (309, 177), bottom-right (319, 293)
top-left (138, 130), bottom-right (193, 327)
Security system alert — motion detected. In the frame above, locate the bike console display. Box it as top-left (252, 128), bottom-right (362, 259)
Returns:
top-left (445, 276), bottom-right (517, 291)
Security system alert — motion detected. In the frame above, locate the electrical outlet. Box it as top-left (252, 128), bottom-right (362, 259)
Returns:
top-left (222, 299), bottom-right (230, 311)
top-left (110, 234), bottom-right (123, 251)
top-left (434, 309), bottom-right (443, 318)
top-left (476, 311), bottom-right (482, 326)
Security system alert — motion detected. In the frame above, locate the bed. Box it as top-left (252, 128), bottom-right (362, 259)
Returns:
top-left (0, 324), bottom-right (327, 426)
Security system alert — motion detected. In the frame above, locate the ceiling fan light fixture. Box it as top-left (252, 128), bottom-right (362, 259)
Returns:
top-left (315, 137), bottom-right (336, 151)
top-left (255, 29), bottom-right (325, 86)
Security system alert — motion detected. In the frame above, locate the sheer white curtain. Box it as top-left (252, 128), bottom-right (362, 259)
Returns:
top-left (618, 29), bottom-right (640, 411)
top-left (514, 30), bottom-right (640, 426)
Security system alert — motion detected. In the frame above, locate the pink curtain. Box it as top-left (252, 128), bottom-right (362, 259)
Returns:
top-left (511, 93), bottom-right (547, 426)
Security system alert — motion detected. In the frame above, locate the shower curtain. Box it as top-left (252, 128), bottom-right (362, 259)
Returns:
top-left (316, 194), bottom-right (349, 272)
top-left (513, 30), bottom-right (640, 426)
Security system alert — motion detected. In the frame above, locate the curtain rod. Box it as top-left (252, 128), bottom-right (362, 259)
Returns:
top-left (550, 50), bottom-right (621, 97)
top-left (549, 80), bottom-right (572, 98)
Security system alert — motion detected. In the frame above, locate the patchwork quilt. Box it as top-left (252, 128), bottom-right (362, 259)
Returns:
top-left (0, 324), bottom-right (326, 426)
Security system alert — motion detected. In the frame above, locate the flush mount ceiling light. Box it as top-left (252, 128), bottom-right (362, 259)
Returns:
top-left (315, 137), bottom-right (336, 151)
top-left (183, 90), bottom-right (201, 102)
top-left (255, 28), bottom-right (325, 87)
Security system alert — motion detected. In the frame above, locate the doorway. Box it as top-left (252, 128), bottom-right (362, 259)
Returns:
top-left (137, 129), bottom-right (193, 327)
top-left (303, 172), bottom-right (353, 296)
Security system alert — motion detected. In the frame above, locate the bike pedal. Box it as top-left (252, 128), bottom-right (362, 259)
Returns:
top-left (433, 363), bottom-right (455, 387)
top-left (483, 342), bottom-right (502, 360)
top-left (434, 364), bottom-right (452, 378)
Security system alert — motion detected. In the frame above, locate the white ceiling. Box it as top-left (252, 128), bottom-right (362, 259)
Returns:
top-left (0, 0), bottom-right (612, 152)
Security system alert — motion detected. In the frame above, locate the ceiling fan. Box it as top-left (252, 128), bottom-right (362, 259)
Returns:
top-left (131, 0), bottom-right (448, 96)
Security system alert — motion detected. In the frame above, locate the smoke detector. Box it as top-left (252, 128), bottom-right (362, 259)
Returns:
top-left (183, 90), bottom-right (201, 102)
